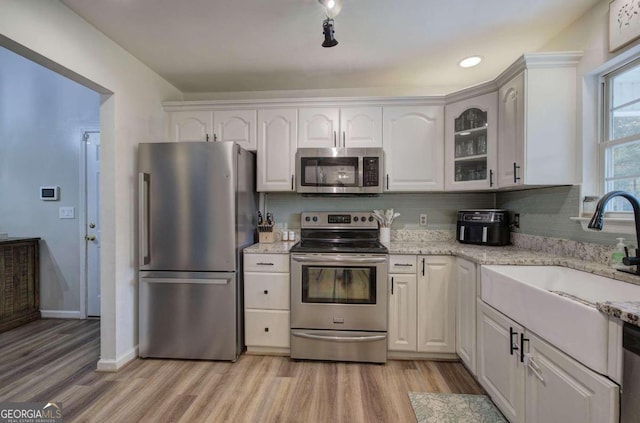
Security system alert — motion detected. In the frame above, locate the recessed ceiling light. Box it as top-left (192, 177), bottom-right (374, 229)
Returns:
top-left (459, 56), bottom-right (482, 68)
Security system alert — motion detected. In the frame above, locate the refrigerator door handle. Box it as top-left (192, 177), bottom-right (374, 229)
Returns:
top-left (139, 172), bottom-right (151, 267)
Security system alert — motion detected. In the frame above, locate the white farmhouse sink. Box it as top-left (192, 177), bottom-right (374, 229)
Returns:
top-left (481, 265), bottom-right (640, 375)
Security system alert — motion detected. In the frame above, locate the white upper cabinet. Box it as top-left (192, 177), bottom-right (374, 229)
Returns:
top-left (257, 108), bottom-right (297, 192)
top-left (496, 52), bottom-right (580, 188)
top-left (383, 105), bottom-right (444, 191)
top-left (169, 109), bottom-right (257, 150)
top-left (298, 106), bottom-right (382, 148)
top-left (445, 92), bottom-right (498, 191)
top-left (169, 111), bottom-right (213, 143)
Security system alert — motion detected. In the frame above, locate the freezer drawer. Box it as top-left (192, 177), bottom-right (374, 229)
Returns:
top-left (139, 272), bottom-right (239, 361)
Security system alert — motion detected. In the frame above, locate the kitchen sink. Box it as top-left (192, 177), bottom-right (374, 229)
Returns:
top-left (481, 265), bottom-right (640, 375)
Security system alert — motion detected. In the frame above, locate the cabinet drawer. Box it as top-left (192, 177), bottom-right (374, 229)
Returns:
top-left (245, 310), bottom-right (290, 348)
top-left (389, 255), bottom-right (417, 273)
top-left (244, 273), bottom-right (290, 310)
top-left (244, 253), bottom-right (289, 272)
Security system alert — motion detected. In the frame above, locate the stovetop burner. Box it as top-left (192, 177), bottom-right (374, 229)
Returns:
top-left (290, 211), bottom-right (388, 254)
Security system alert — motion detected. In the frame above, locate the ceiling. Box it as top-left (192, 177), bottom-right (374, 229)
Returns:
top-left (60, 0), bottom-right (601, 94)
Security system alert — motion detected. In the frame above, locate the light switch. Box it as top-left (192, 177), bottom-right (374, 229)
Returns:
top-left (59, 207), bottom-right (75, 219)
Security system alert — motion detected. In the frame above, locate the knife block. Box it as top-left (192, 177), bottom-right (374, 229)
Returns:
top-left (258, 224), bottom-right (274, 243)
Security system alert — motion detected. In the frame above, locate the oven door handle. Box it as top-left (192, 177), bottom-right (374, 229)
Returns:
top-left (291, 256), bottom-right (387, 263)
top-left (291, 331), bottom-right (387, 343)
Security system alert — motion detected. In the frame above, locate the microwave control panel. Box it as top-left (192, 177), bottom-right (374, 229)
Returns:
top-left (362, 157), bottom-right (380, 187)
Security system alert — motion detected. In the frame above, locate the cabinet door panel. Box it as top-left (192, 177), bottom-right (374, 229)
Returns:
top-left (417, 256), bottom-right (455, 353)
top-left (214, 109), bottom-right (257, 150)
top-left (298, 108), bottom-right (339, 148)
top-left (340, 107), bottom-right (382, 148)
top-left (497, 72), bottom-right (525, 188)
top-left (257, 108), bottom-right (297, 191)
top-left (245, 310), bottom-right (290, 348)
top-left (388, 274), bottom-right (417, 351)
top-left (456, 258), bottom-right (477, 374)
top-left (383, 106), bottom-right (444, 191)
top-left (170, 111), bottom-right (213, 142)
top-left (525, 332), bottom-right (619, 423)
top-left (244, 273), bottom-right (290, 310)
top-left (477, 300), bottom-right (525, 423)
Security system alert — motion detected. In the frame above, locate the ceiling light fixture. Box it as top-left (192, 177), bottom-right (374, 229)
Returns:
top-left (319, 0), bottom-right (342, 48)
top-left (458, 56), bottom-right (482, 68)
top-left (322, 19), bottom-right (338, 48)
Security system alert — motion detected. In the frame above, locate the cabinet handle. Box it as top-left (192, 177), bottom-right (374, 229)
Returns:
top-left (520, 333), bottom-right (529, 363)
top-left (394, 263), bottom-right (413, 267)
top-left (264, 327), bottom-right (269, 332)
top-left (263, 290), bottom-right (268, 295)
top-left (342, 131), bottom-right (346, 147)
top-left (256, 262), bottom-right (274, 266)
top-left (421, 258), bottom-right (425, 276)
top-left (206, 133), bottom-right (210, 142)
top-left (509, 327), bottom-right (519, 356)
top-left (386, 174), bottom-right (389, 190)
top-left (334, 131), bottom-right (337, 147)
top-left (513, 162), bottom-right (521, 183)
top-left (489, 169), bottom-right (494, 187)
top-left (391, 276), bottom-right (394, 295)
top-left (291, 175), bottom-right (294, 191)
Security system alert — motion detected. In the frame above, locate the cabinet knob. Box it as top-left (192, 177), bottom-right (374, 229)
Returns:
top-left (264, 290), bottom-right (268, 295)
top-left (85, 235), bottom-right (96, 241)
top-left (264, 327), bottom-right (269, 332)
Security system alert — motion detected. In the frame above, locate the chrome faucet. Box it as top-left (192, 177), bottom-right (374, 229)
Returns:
top-left (588, 190), bottom-right (640, 276)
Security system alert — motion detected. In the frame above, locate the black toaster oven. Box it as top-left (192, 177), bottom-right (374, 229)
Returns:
top-left (456, 209), bottom-right (510, 246)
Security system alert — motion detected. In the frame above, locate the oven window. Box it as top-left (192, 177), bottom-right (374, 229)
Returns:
top-left (302, 266), bottom-right (376, 304)
top-left (300, 157), bottom-right (358, 187)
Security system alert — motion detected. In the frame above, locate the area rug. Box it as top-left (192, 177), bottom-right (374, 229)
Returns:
top-left (408, 392), bottom-right (507, 423)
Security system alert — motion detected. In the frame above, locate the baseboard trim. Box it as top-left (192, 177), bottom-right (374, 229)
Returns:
top-left (40, 310), bottom-right (82, 319)
top-left (96, 346), bottom-right (138, 372)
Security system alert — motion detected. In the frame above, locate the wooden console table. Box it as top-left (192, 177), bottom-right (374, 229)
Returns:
top-left (0, 238), bottom-right (40, 333)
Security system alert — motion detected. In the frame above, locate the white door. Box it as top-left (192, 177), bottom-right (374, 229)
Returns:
top-left (298, 107), bottom-right (340, 148)
top-left (387, 273), bottom-right (417, 351)
top-left (417, 256), bottom-right (455, 353)
top-left (340, 107), bottom-right (382, 148)
top-left (477, 300), bottom-right (525, 423)
top-left (382, 106), bottom-right (444, 191)
top-left (85, 131), bottom-right (101, 316)
top-left (456, 258), bottom-right (477, 374)
top-left (524, 331), bottom-right (619, 423)
top-left (257, 108), bottom-right (297, 191)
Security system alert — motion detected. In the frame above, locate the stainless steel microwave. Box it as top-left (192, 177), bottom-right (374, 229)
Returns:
top-left (295, 148), bottom-right (384, 195)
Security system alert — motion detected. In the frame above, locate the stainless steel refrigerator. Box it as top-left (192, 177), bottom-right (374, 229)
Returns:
top-left (138, 141), bottom-right (256, 361)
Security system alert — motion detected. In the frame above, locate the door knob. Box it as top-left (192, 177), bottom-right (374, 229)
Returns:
top-left (89, 223), bottom-right (96, 228)
top-left (85, 235), bottom-right (96, 241)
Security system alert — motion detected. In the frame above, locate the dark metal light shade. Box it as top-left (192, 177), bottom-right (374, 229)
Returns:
top-left (322, 19), bottom-right (338, 48)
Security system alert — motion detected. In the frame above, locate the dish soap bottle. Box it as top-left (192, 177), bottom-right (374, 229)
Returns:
top-left (611, 238), bottom-right (627, 268)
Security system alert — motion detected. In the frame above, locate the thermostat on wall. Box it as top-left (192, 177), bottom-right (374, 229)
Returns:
top-left (40, 186), bottom-right (59, 201)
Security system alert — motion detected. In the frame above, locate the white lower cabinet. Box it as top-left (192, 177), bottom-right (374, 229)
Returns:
top-left (243, 253), bottom-right (290, 354)
top-left (456, 257), bottom-right (477, 375)
top-left (478, 300), bottom-right (619, 423)
top-left (388, 255), bottom-right (455, 356)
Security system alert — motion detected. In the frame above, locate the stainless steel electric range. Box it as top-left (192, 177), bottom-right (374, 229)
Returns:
top-left (290, 211), bottom-right (389, 363)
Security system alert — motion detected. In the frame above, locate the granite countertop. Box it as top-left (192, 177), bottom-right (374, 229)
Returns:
top-left (244, 239), bottom-right (640, 327)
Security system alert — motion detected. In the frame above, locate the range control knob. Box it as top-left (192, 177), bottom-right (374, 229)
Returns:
top-left (305, 216), bottom-right (311, 222)
top-left (368, 216), bottom-right (374, 222)
top-left (312, 216), bottom-right (318, 222)
top-left (354, 216), bottom-right (359, 222)
top-left (361, 216), bottom-right (367, 222)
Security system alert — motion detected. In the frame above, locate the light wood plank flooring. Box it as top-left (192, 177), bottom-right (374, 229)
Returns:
top-left (0, 319), bottom-right (484, 422)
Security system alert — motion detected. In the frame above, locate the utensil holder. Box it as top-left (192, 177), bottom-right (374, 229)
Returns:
top-left (380, 227), bottom-right (390, 244)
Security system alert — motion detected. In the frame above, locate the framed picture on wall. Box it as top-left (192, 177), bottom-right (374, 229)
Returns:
top-left (610, 0), bottom-right (640, 51)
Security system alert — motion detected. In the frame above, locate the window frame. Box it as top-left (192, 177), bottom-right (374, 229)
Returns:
top-left (599, 56), bottom-right (640, 216)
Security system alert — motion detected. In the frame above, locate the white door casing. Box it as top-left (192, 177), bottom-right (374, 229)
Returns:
top-left (85, 131), bottom-right (101, 316)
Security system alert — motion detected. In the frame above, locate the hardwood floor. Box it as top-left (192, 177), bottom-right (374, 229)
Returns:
top-left (0, 319), bottom-right (484, 422)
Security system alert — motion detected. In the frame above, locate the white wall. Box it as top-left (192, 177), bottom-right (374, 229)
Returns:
top-left (0, 0), bottom-right (182, 371)
top-left (0, 46), bottom-right (99, 314)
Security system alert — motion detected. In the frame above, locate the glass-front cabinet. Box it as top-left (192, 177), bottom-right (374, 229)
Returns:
top-left (445, 92), bottom-right (498, 190)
